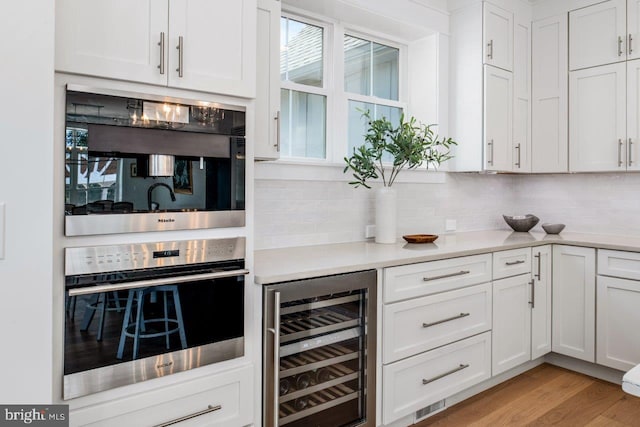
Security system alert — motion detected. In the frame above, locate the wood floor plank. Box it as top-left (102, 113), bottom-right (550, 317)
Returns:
top-left (526, 380), bottom-right (623, 426)
top-left (416, 365), bottom-right (566, 426)
top-left (601, 395), bottom-right (640, 425)
top-left (585, 415), bottom-right (630, 427)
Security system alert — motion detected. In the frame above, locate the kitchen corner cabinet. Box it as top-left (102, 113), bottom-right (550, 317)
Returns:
top-left (597, 249), bottom-right (640, 372)
top-left (531, 15), bottom-right (568, 173)
top-left (255, 0), bottom-right (281, 160)
top-left (531, 245), bottom-right (552, 359)
top-left (552, 245), bottom-right (596, 363)
top-left (55, 0), bottom-right (257, 98)
top-left (513, 16), bottom-right (532, 172)
top-left (484, 65), bottom-right (513, 171)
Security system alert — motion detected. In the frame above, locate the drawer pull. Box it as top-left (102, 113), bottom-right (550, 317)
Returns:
top-left (423, 270), bottom-right (470, 282)
top-left (422, 312), bottom-right (470, 328)
top-left (422, 364), bottom-right (470, 385)
top-left (154, 404), bottom-right (222, 427)
top-left (505, 260), bottom-right (525, 266)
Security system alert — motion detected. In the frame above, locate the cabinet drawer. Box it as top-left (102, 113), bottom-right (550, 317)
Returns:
top-left (598, 249), bottom-right (640, 281)
top-left (383, 283), bottom-right (492, 363)
top-left (382, 332), bottom-right (491, 425)
top-left (493, 247), bottom-right (531, 279)
top-left (71, 365), bottom-right (253, 427)
top-left (383, 254), bottom-right (492, 303)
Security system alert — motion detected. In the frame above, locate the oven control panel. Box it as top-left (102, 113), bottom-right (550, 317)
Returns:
top-left (65, 237), bottom-right (245, 275)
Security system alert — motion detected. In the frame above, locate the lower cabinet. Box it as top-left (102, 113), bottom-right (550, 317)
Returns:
top-left (382, 332), bottom-right (492, 425)
top-left (531, 245), bottom-right (552, 359)
top-left (552, 245), bottom-right (596, 362)
top-left (70, 365), bottom-right (254, 427)
top-left (492, 274), bottom-right (533, 375)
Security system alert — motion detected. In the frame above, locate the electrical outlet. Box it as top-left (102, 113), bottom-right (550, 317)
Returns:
top-left (445, 219), bottom-right (457, 232)
top-left (365, 224), bottom-right (376, 238)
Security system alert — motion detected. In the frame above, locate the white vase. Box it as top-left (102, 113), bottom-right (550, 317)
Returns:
top-left (375, 187), bottom-right (397, 244)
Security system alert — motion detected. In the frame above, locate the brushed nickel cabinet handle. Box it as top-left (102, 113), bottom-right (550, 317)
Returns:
top-left (154, 405), bottom-right (222, 427)
top-left (158, 32), bottom-right (165, 75)
top-left (487, 139), bottom-right (494, 166)
top-left (422, 364), bottom-right (470, 385)
top-left (274, 111), bottom-right (281, 152)
top-left (176, 36), bottom-right (184, 77)
top-left (630, 34), bottom-right (634, 55)
top-left (487, 39), bottom-right (494, 59)
top-left (619, 138), bottom-right (624, 167)
top-left (529, 279), bottom-right (535, 309)
top-left (266, 291), bottom-right (281, 427)
top-left (423, 312), bottom-right (470, 328)
top-left (534, 252), bottom-right (541, 280)
top-left (619, 36), bottom-right (624, 56)
top-left (630, 138), bottom-right (634, 167)
top-left (423, 270), bottom-right (471, 282)
top-left (515, 143), bottom-right (521, 168)
top-left (505, 260), bottom-right (525, 266)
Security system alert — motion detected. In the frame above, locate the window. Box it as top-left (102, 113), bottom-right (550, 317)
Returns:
top-left (280, 16), bottom-right (327, 159)
top-left (279, 14), bottom-right (405, 163)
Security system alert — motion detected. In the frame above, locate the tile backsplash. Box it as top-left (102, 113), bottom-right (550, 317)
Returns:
top-left (255, 171), bottom-right (640, 250)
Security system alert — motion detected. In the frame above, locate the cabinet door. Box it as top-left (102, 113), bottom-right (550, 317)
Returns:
top-left (55, 0), bottom-right (168, 85)
top-left (569, 0), bottom-right (626, 71)
top-left (513, 19), bottom-right (531, 172)
top-left (597, 276), bottom-right (640, 371)
top-left (492, 274), bottom-right (532, 376)
top-left (483, 3), bottom-right (513, 72)
top-left (255, 0), bottom-right (281, 160)
top-left (628, 0), bottom-right (640, 60)
top-left (569, 63), bottom-right (626, 172)
top-left (552, 245), bottom-right (596, 363)
top-left (169, 0), bottom-right (257, 97)
top-left (627, 59), bottom-right (640, 170)
top-left (531, 15), bottom-right (568, 173)
top-left (531, 245), bottom-right (552, 359)
top-left (484, 65), bottom-right (513, 171)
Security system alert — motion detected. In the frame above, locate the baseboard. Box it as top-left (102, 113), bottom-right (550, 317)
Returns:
top-left (544, 353), bottom-right (625, 385)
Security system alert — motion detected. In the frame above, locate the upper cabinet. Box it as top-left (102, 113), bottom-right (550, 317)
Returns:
top-left (569, 0), bottom-right (626, 71)
top-left (255, 0), bottom-right (281, 160)
top-left (55, 0), bottom-right (257, 98)
top-left (484, 2), bottom-right (514, 71)
top-left (484, 65), bottom-right (513, 171)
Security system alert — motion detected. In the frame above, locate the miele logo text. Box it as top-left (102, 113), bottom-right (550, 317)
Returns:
top-left (158, 218), bottom-right (175, 223)
top-left (157, 361), bottom-right (174, 369)
top-left (1, 405), bottom-right (68, 425)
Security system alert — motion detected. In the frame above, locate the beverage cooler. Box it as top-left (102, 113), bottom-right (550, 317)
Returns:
top-left (263, 270), bottom-right (376, 427)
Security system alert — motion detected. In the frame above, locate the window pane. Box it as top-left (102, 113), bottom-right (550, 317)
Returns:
top-left (344, 36), bottom-right (399, 101)
top-left (347, 101), bottom-right (402, 164)
top-left (344, 36), bottom-right (371, 96)
top-left (281, 89), bottom-right (326, 159)
top-left (281, 17), bottom-right (323, 87)
top-left (372, 43), bottom-right (399, 100)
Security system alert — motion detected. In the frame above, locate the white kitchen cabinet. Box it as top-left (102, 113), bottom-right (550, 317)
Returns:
top-left (484, 65), bottom-right (513, 171)
top-left (531, 15), bottom-right (568, 173)
top-left (513, 17), bottom-right (531, 172)
top-left (569, 63), bottom-right (627, 172)
top-left (629, 0), bottom-right (640, 60)
top-left (627, 59), bottom-right (640, 169)
top-left (492, 274), bottom-right (532, 376)
top-left (255, 0), bottom-right (281, 160)
top-left (597, 275), bottom-right (640, 372)
top-left (531, 245), bottom-right (552, 359)
top-left (552, 245), bottom-right (596, 363)
top-left (483, 2), bottom-right (513, 72)
top-left (56, 0), bottom-right (256, 98)
top-left (569, 0), bottom-right (626, 71)
top-left (493, 247), bottom-right (531, 280)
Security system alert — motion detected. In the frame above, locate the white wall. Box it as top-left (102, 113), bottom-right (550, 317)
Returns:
top-left (0, 1), bottom-right (54, 403)
top-left (255, 171), bottom-right (640, 250)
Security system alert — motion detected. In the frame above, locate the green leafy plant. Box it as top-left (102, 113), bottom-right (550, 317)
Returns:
top-left (343, 110), bottom-right (457, 188)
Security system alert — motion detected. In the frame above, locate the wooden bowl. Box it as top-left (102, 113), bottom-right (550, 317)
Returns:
top-left (402, 234), bottom-right (438, 244)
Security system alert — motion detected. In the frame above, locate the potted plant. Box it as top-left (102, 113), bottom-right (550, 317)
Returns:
top-left (344, 110), bottom-right (457, 243)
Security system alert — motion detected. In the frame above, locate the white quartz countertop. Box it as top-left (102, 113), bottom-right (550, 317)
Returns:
top-left (254, 230), bottom-right (640, 285)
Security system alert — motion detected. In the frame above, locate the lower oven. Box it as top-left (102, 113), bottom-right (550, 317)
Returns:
top-left (263, 270), bottom-right (376, 427)
top-left (64, 237), bottom-right (247, 400)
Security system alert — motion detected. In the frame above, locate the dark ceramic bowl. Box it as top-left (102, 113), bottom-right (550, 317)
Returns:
top-left (503, 214), bottom-right (540, 232)
top-left (542, 223), bottom-right (565, 234)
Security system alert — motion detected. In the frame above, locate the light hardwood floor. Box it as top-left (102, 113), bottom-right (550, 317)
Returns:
top-left (414, 364), bottom-right (640, 426)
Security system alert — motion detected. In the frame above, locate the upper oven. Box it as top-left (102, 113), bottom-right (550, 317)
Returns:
top-left (64, 85), bottom-right (246, 236)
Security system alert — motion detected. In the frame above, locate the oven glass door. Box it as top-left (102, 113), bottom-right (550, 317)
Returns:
top-left (64, 270), bottom-right (244, 377)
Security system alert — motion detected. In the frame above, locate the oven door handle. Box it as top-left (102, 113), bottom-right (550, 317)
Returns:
top-left (67, 269), bottom-right (250, 296)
